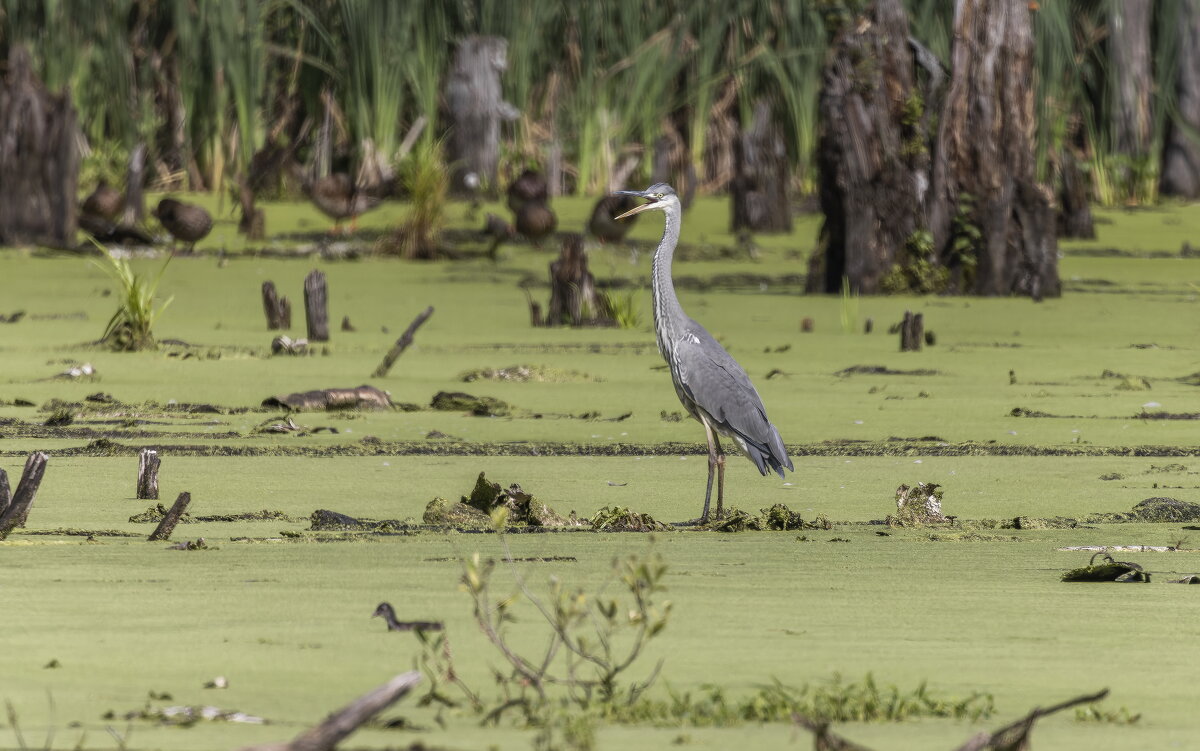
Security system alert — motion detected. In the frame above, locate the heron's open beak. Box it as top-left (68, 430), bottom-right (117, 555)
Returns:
top-left (613, 191), bottom-right (660, 221)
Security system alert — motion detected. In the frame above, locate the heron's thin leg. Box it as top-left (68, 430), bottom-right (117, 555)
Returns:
top-left (714, 437), bottom-right (726, 520)
top-left (700, 418), bottom-right (719, 522)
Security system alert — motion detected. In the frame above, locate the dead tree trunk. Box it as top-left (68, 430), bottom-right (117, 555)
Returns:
top-left (445, 36), bottom-right (518, 196)
top-left (1057, 147), bottom-right (1095, 238)
top-left (0, 452), bottom-right (49, 539)
top-left (122, 142), bottom-right (146, 225)
top-left (372, 306), bottom-right (434, 378)
top-left (1162, 0), bottom-right (1200, 198)
top-left (899, 311), bottom-right (924, 352)
top-left (1109, 0), bottom-right (1154, 170)
top-left (928, 0), bottom-right (1060, 299)
top-left (0, 46), bottom-right (79, 247)
top-left (546, 235), bottom-right (608, 327)
top-left (808, 0), bottom-right (927, 293)
top-left (262, 281), bottom-right (292, 330)
top-left (137, 449), bottom-right (160, 500)
top-left (731, 99), bottom-right (792, 234)
top-left (304, 270), bottom-right (329, 342)
top-left (148, 491), bottom-right (192, 542)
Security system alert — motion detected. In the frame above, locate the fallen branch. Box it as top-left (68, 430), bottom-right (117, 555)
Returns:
top-left (262, 385), bottom-right (392, 411)
top-left (148, 492), bottom-right (192, 541)
top-left (0, 452), bottom-right (49, 539)
top-left (793, 688), bottom-right (1110, 751)
top-left (372, 306), bottom-right (434, 378)
top-left (238, 671), bottom-right (421, 751)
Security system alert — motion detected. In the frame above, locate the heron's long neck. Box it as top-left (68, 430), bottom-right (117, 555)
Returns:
top-left (651, 208), bottom-right (685, 358)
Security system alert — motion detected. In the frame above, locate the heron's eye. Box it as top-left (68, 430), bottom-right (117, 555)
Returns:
top-left (654, 193), bottom-right (665, 199)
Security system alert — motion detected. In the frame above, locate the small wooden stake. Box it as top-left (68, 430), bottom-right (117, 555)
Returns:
top-left (372, 306), bottom-right (434, 378)
top-left (149, 491), bottom-right (192, 542)
top-left (0, 452), bottom-right (49, 539)
top-left (262, 281), bottom-right (292, 330)
top-left (304, 270), bottom-right (329, 341)
top-left (137, 448), bottom-right (160, 500)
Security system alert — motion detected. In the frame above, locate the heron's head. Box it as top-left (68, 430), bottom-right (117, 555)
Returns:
top-left (612, 184), bottom-right (678, 220)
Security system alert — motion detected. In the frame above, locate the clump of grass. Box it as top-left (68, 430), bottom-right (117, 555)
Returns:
top-left (94, 246), bottom-right (174, 351)
top-left (839, 276), bottom-right (858, 333)
top-left (598, 288), bottom-right (643, 330)
top-left (389, 139), bottom-right (447, 259)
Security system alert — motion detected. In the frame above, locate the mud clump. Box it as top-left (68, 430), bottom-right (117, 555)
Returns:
top-left (423, 497), bottom-right (490, 528)
top-left (590, 506), bottom-right (670, 532)
top-left (308, 509), bottom-right (413, 533)
top-left (1062, 553), bottom-right (1150, 583)
top-left (430, 391), bottom-right (510, 417)
top-left (703, 504), bottom-right (831, 533)
top-left (423, 472), bottom-right (576, 528)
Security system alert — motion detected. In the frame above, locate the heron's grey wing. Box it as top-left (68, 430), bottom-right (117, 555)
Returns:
top-left (672, 324), bottom-right (793, 476)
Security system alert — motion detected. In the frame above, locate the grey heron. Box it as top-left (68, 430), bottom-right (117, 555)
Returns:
top-left (615, 184), bottom-right (793, 522)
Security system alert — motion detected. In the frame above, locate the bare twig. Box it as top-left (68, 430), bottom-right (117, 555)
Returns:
top-left (372, 306), bottom-right (434, 378)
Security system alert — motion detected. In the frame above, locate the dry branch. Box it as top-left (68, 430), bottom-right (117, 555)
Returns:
top-left (372, 306), bottom-right (434, 378)
top-left (262, 385), bottom-right (392, 411)
top-left (238, 671), bottom-right (421, 751)
top-left (148, 492), bottom-right (192, 541)
top-left (0, 452), bottom-right (49, 539)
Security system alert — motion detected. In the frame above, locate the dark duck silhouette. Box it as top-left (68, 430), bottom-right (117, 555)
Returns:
top-left (82, 179), bottom-right (123, 221)
top-left (78, 180), bottom-right (153, 245)
top-left (154, 198), bottom-right (213, 252)
top-left (588, 194), bottom-right (640, 244)
top-left (506, 169), bottom-right (557, 249)
top-left (372, 602), bottom-right (443, 632)
top-left (303, 173), bottom-right (382, 233)
top-left (506, 169), bottom-right (549, 214)
top-left (514, 201), bottom-right (557, 249)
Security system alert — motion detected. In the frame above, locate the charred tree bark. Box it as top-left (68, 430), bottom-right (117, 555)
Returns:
top-left (808, 0), bottom-right (927, 293)
top-left (731, 99), bottom-right (792, 234)
top-left (899, 311), bottom-right (924, 352)
top-left (546, 235), bottom-right (608, 327)
top-left (148, 491), bottom-right (191, 542)
top-left (262, 281), bottom-right (292, 330)
top-left (445, 36), bottom-right (518, 196)
top-left (0, 46), bottom-right (79, 247)
top-left (0, 452), bottom-right (49, 539)
top-left (137, 448), bottom-right (160, 501)
top-left (1109, 0), bottom-right (1154, 165)
top-left (1162, 0), bottom-right (1200, 198)
top-left (928, 0), bottom-right (1059, 299)
top-left (372, 306), bottom-right (434, 378)
top-left (304, 270), bottom-right (329, 342)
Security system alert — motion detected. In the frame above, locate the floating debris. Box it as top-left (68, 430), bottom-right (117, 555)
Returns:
top-left (1062, 553), bottom-right (1150, 583)
top-left (430, 391), bottom-right (510, 417)
top-left (590, 506), bottom-right (670, 532)
top-left (460, 364), bottom-right (600, 383)
top-left (263, 385), bottom-right (391, 411)
top-left (887, 482), bottom-right (949, 526)
top-left (55, 362), bottom-right (96, 379)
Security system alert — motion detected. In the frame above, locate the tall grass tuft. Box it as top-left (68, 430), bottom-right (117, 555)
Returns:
top-left (389, 139), bottom-right (448, 259)
top-left (94, 247), bottom-right (175, 352)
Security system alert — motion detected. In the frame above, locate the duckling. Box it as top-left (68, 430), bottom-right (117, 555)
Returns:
top-left (515, 201), bottom-right (557, 249)
top-left (588, 194), bottom-right (639, 244)
top-left (506, 169), bottom-right (549, 214)
top-left (81, 179), bottom-right (124, 222)
top-left (303, 173), bottom-right (382, 233)
top-left (482, 212), bottom-right (515, 261)
top-left (372, 602), bottom-right (443, 632)
top-left (153, 198), bottom-right (212, 252)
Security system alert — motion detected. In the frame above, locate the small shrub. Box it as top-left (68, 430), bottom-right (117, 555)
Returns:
top-left (94, 246), bottom-right (174, 351)
top-left (389, 139), bottom-right (447, 259)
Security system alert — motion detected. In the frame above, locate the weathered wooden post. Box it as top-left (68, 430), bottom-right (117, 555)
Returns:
top-left (372, 307), bottom-right (434, 378)
top-left (149, 492), bottom-right (192, 542)
top-left (262, 281), bottom-right (292, 330)
top-left (304, 270), bottom-right (329, 342)
top-left (137, 448), bottom-right (160, 500)
top-left (444, 36), bottom-right (519, 195)
top-left (0, 46), bottom-right (80, 247)
top-left (731, 99), bottom-right (792, 233)
top-left (899, 311), bottom-right (924, 352)
top-left (0, 452), bottom-right (49, 539)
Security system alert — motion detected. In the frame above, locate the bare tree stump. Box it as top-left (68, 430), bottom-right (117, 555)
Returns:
top-left (149, 492), bottom-right (192, 542)
top-left (731, 98), bottom-right (792, 233)
top-left (899, 311), bottom-right (923, 352)
top-left (304, 270), bottom-right (329, 342)
top-left (237, 671), bottom-right (421, 751)
top-left (547, 234), bottom-right (607, 327)
top-left (0, 46), bottom-right (80, 247)
top-left (1162, 0), bottom-right (1200, 198)
top-left (137, 448), bottom-right (160, 500)
top-left (372, 306), bottom-right (434, 378)
top-left (262, 281), bottom-right (292, 330)
top-left (445, 36), bottom-right (518, 195)
top-left (1057, 148), bottom-right (1095, 238)
top-left (122, 142), bottom-right (146, 225)
top-left (0, 452), bottom-right (49, 539)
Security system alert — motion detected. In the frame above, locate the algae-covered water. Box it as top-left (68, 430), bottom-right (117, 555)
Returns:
top-left (3, 196), bottom-right (1200, 750)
